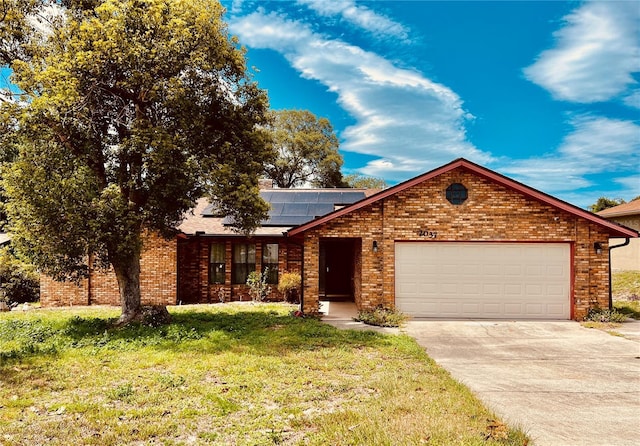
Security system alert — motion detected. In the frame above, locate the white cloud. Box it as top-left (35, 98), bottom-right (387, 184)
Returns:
top-left (614, 176), bottom-right (640, 196)
top-left (501, 115), bottom-right (640, 200)
top-left (623, 89), bottom-right (640, 109)
top-left (297, 0), bottom-right (410, 42)
top-left (229, 10), bottom-right (492, 181)
top-left (524, 1), bottom-right (640, 104)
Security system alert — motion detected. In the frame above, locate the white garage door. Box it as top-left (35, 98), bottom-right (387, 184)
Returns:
top-left (395, 242), bottom-right (571, 319)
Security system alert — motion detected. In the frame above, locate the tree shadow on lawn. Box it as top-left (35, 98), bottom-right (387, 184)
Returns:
top-left (0, 308), bottom-right (396, 364)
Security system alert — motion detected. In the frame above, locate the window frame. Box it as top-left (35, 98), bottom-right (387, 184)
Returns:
top-left (262, 243), bottom-right (279, 284)
top-left (232, 243), bottom-right (256, 284)
top-left (208, 243), bottom-right (226, 285)
top-left (446, 183), bottom-right (468, 205)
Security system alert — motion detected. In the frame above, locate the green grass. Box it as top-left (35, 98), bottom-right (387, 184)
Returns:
top-left (0, 303), bottom-right (529, 445)
top-left (613, 270), bottom-right (640, 320)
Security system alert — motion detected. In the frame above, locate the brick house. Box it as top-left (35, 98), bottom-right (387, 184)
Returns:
top-left (41, 158), bottom-right (637, 320)
top-left (288, 158), bottom-right (638, 320)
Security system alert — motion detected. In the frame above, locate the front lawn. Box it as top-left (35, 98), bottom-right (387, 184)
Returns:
top-left (0, 304), bottom-right (528, 445)
top-left (613, 270), bottom-right (640, 320)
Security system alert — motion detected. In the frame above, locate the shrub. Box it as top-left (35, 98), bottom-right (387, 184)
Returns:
top-left (277, 271), bottom-right (301, 303)
top-left (584, 307), bottom-right (628, 323)
top-left (0, 247), bottom-right (39, 305)
top-left (246, 270), bottom-right (271, 302)
top-left (354, 305), bottom-right (408, 327)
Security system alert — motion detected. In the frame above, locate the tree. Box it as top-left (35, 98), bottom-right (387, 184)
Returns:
top-left (264, 109), bottom-right (346, 188)
top-left (0, 0), bottom-right (273, 324)
top-left (589, 197), bottom-right (626, 213)
top-left (343, 174), bottom-right (388, 190)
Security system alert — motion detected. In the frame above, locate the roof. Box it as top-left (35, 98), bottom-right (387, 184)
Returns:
top-left (597, 200), bottom-right (640, 218)
top-left (179, 189), bottom-right (369, 236)
top-left (178, 198), bottom-right (291, 237)
top-left (219, 189), bottom-right (368, 227)
top-left (287, 158), bottom-right (639, 239)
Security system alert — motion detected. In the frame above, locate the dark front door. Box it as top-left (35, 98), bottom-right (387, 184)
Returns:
top-left (319, 239), bottom-right (355, 300)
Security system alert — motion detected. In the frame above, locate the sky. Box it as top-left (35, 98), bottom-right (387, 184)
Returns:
top-left (221, 0), bottom-right (640, 209)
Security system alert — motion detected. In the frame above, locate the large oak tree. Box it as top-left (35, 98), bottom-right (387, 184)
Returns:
top-left (264, 109), bottom-right (345, 188)
top-left (0, 0), bottom-right (273, 323)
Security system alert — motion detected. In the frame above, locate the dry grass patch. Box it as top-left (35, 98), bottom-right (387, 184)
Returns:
top-left (1, 303), bottom-right (528, 445)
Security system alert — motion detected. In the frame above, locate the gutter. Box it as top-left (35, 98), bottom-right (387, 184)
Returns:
top-left (608, 238), bottom-right (630, 310)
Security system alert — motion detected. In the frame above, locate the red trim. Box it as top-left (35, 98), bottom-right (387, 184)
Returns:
top-left (287, 158), bottom-right (639, 239)
top-left (393, 239), bottom-right (573, 244)
top-left (393, 240), bottom-right (575, 320)
top-left (570, 242), bottom-right (575, 320)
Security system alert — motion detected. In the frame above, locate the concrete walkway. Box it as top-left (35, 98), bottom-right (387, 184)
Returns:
top-left (319, 301), bottom-right (400, 333)
top-left (403, 320), bottom-right (640, 446)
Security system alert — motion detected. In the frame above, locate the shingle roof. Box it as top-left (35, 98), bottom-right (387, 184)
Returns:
top-left (597, 200), bottom-right (640, 218)
top-left (179, 189), bottom-right (369, 236)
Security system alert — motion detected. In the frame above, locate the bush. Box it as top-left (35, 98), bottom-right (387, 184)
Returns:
top-left (0, 247), bottom-right (39, 305)
top-left (584, 307), bottom-right (628, 323)
top-left (246, 270), bottom-right (271, 302)
top-left (277, 271), bottom-right (301, 303)
top-left (354, 305), bottom-right (408, 327)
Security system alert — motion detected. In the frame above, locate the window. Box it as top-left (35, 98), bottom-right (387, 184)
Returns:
top-left (262, 243), bottom-right (279, 284)
top-left (232, 243), bottom-right (256, 284)
top-left (209, 243), bottom-right (226, 284)
top-left (446, 183), bottom-right (468, 205)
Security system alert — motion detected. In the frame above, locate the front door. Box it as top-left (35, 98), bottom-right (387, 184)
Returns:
top-left (319, 238), bottom-right (355, 300)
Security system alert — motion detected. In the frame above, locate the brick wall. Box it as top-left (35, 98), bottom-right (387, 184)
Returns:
top-left (176, 237), bottom-right (302, 304)
top-left (40, 233), bottom-right (177, 307)
top-left (300, 167), bottom-right (612, 320)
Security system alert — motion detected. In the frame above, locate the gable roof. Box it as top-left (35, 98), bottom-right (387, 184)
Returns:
top-left (287, 158), bottom-right (639, 239)
top-left (597, 199), bottom-right (640, 218)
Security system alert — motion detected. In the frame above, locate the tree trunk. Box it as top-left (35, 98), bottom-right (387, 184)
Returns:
top-left (112, 247), bottom-right (143, 325)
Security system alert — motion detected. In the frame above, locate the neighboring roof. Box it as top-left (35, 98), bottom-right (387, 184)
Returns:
top-left (597, 200), bottom-right (640, 218)
top-left (287, 158), bottom-right (639, 239)
top-left (179, 189), bottom-right (369, 236)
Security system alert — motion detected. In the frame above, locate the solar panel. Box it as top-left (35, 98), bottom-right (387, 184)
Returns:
top-left (221, 189), bottom-right (368, 226)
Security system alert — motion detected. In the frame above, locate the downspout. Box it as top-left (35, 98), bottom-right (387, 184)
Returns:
top-left (608, 238), bottom-right (630, 310)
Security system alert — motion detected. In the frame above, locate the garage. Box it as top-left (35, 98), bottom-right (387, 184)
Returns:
top-left (288, 159), bottom-right (638, 320)
top-left (395, 242), bottom-right (571, 319)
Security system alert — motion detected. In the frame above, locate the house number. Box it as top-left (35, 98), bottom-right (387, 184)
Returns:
top-left (417, 229), bottom-right (437, 238)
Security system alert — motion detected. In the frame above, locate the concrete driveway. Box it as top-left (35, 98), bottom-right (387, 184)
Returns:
top-left (403, 320), bottom-right (640, 446)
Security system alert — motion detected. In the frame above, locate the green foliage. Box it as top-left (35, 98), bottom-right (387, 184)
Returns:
top-left (107, 382), bottom-right (135, 401)
top-left (354, 305), bottom-right (408, 327)
top-left (277, 271), bottom-right (301, 303)
top-left (584, 308), bottom-right (628, 323)
top-left (343, 173), bottom-right (388, 190)
top-left (246, 270), bottom-right (271, 302)
top-left (264, 109), bottom-right (346, 188)
top-left (589, 197), bottom-right (625, 213)
top-left (0, 0), bottom-right (273, 318)
top-left (0, 304), bottom-right (529, 445)
top-left (0, 247), bottom-right (39, 305)
top-left (614, 301), bottom-right (640, 320)
top-left (612, 270), bottom-right (640, 300)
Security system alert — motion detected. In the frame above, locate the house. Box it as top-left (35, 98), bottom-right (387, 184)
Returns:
top-left (40, 158), bottom-right (638, 320)
top-left (597, 200), bottom-right (640, 271)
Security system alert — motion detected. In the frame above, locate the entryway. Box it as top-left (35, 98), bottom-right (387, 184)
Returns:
top-left (319, 238), bottom-right (359, 302)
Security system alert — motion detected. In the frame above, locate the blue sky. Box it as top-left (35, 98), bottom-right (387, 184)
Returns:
top-left (222, 0), bottom-right (639, 208)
